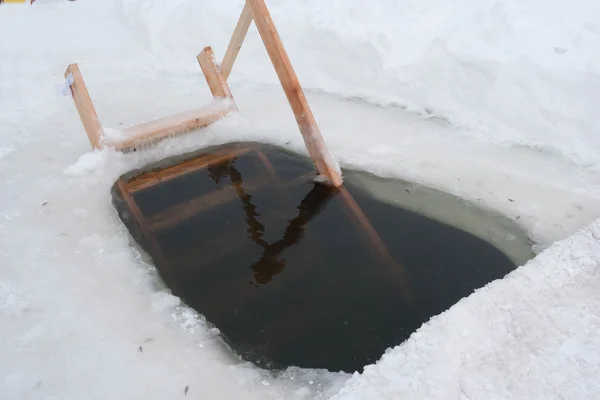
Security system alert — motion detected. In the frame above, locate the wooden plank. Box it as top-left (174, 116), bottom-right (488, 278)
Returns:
top-left (126, 148), bottom-right (252, 193)
top-left (116, 179), bottom-right (185, 294)
top-left (148, 175), bottom-right (269, 231)
top-left (103, 105), bottom-right (233, 151)
top-left (65, 64), bottom-right (104, 150)
top-left (148, 171), bottom-right (314, 231)
top-left (245, 0), bottom-right (343, 187)
top-left (338, 187), bottom-right (411, 299)
top-left (255, 150), bottom-right (281, 184)
top-left (221, 3), bottom-right (253, 80)
top-left (197, 46), bottom-right (237, 109)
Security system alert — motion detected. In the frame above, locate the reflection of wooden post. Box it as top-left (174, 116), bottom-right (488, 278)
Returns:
top-left (245, 0), bottom-right (343, 187)
top-left (65, 64), bottom-right (104, 150)
top-left (197, 46), bottom-right (237, 109)
top-left (222, 3), bottom-right (253, 80)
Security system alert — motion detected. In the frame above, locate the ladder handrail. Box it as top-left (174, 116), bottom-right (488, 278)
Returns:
top-left (222, 0), bottom-right (343, 187)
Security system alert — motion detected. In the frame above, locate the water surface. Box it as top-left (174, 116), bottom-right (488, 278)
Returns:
top-left (112, 143), bottom-right (533, 373)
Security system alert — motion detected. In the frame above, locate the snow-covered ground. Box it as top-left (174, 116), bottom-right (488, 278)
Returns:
top-left (1, 1), bottom-right (599, 399)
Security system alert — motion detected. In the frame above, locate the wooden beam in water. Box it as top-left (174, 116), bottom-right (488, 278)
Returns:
top-left (117, 181), bottom-right (170, 267)
top-left (338, 187), bottom-right (411, 299)
top-left (147, 171), bottom-right (314, 232)
top-left (148, 175), bottom-right (267, 231)
top-left (221, 3), bottom-right (253, 81)
top-left (255, 150), bottom-right (282, 184)
top-left (117, 179), bottom-right (187, 294)
top-left (244, 0), bottom-right (343, 187)
top-left (126, 148), bottom-right (252, 193)
top-left (65, 64), bottom-right (105, 150)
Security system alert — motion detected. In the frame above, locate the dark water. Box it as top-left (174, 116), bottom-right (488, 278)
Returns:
top-left (112, 143), bottom-right (518, 373)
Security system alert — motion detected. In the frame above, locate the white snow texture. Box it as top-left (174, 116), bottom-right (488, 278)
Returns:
top-left (1, 0), bottom-right (599, 399)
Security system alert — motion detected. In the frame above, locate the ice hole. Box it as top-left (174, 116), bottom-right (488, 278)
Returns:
top-left (112, 142), bottom-right (534, 373)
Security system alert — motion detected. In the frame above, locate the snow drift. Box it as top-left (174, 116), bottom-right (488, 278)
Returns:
top-left (108, 0), bottom-right (600, 168)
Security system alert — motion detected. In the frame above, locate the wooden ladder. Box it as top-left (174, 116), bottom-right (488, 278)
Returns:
top-left (65, 0), bottom-right (342, 187)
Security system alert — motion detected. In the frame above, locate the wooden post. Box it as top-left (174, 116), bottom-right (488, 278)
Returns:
top-left (245, 0), bottom-right (343, 187)
top-left (117, 179), bottom-right (185, 295)
top-left (339, 187), bottom-right (411, 299)
top-left (221, 3), bottom-right (253, 80)
top-left (65, 64), bottom-right (104, 150)
top-left (197, 46), bottom-right (237, 109)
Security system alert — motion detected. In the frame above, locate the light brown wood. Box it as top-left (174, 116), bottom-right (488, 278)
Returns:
top-left (117, 179), bottom-right (186, 294)
top-left (66, 0), bottom-right (343, 186)
top-left (148, 172), bottom-right (314, 231)
top-left (245, 0), bottom-right (343, 187)
top-left (65, 50), bottom-right (235, 153)
top-left (103, 104), bottom-right (233, 151)
top-left (255, 150), bottom-right (281, 183)
top-left (339, 187), bottom-right (411, 299)
top-left (126, 148), bottom-right (252, 193)
top-left (221, 3), bottom-right (253, 80)
top-left (65, 64), bottom-right (104, 150)
top-left (197, 46), bottom-right (237, 108)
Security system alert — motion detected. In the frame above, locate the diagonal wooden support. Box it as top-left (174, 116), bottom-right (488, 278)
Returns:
top-left (339, 187), bottom-right (411, 299)
top-left (214, 2), bottom-right (405, 293)
top-left (221, 3), bottom-right (253, 81)
top-left (248, 0), bottom-right (342, 186)
top-left (65, 64), bottom-right (105, 150)
top-left (67, 1), bottom-right (342, 186)
top-left (221, 0), bottom-right (343, 187)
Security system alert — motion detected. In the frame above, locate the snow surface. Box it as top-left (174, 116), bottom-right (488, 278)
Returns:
top-left (1, 0), bottom-right (600, 399)
top-left (332, 222), bottom-right (600, 399)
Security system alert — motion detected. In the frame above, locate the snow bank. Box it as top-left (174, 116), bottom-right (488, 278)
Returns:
top-left (108, 0), bottom-right (600, 168)
top-left (331, 220), bottom-right (600, 399)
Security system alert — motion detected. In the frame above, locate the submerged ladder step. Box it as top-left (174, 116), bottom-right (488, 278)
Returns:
top-left (146, 171), bottom-right (315, 231)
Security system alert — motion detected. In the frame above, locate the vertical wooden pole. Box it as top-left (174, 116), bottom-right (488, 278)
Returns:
top-left (64, 64), bottom-right (104, 150)
top-left (221, 3), bottom-right (253, 81)
top-left (197, 46), bottom-right (237, 109)
top-left (245, 0), bottom-right (343, 187)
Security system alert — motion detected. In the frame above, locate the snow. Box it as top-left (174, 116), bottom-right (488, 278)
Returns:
top-left (331, 222), bottom-right (600, 399)
top-left (101, 127), bottom-right (123, 140)
top-left (1, 0), bottom-right (600, 399)
top-left (111, 0), bottom-right (600, 168)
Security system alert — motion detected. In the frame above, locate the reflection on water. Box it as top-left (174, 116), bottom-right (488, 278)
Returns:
top-left (213, 158), bottom-right (337, 285)
top-left (112, 143), bottom-right (532, 373)
top-left (248, 183), bottom-right (336, 285)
